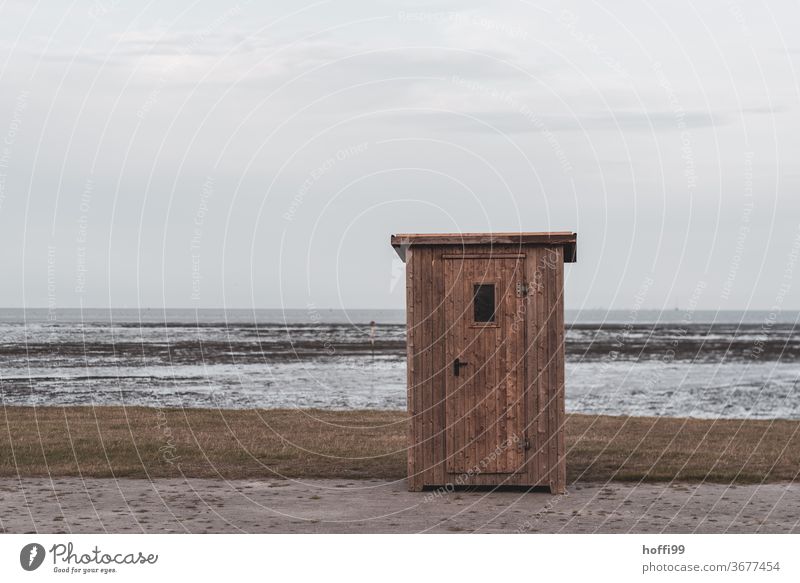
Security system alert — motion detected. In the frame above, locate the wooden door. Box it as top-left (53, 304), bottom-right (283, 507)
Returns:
top-left (444, 255), bottom-right (527, 475)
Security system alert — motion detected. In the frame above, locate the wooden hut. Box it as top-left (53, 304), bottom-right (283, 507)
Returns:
top-left (390, 232), bottom-right (577, 493)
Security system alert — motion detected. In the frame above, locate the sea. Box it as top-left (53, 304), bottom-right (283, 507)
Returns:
top-left (1, 308), bottom-right (798, 419)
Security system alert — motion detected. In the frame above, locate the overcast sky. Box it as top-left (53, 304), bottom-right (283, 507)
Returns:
top-left (1, 0), bottom-right (798, 311)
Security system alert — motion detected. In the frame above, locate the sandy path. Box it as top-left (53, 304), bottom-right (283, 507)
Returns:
top-left (1, 478), bottom-right (798, 533)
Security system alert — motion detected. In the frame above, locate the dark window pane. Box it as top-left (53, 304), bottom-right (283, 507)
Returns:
top-left (473, 284), bottom-right (496, 322)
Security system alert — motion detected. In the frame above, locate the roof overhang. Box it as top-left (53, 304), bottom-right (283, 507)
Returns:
top-left (390, 232), bottom-right (577, 263)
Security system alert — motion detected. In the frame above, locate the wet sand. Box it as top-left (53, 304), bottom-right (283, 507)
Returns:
top-left (5, 322), bottom-right (798, 364)
top-left (4, 318), bottom-right (798, 414)
top-left (2, 478), bottom-right (798, 533)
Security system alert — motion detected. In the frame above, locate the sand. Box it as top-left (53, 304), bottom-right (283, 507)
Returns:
top-left (2, 477), bottom-right (799, 533)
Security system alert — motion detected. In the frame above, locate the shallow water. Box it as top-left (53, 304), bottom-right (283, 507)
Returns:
top-left (1, 308), bottom-right (798, 418)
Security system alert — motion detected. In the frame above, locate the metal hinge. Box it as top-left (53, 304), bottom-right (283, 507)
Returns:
top-left (515, 282), bottom-right (528, 297)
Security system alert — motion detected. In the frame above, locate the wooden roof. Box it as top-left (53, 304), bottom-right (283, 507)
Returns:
top-left (391, 232), bottom-right (577, 263)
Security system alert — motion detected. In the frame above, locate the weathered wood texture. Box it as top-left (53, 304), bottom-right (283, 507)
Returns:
top-left (443, 256), bottom-right (525, 475)
top-left (402, 238), bottom-right (572, 493)
top-left (392, 232), bottom-right (577, 263)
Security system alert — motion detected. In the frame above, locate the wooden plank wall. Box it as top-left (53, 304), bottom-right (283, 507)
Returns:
top-left (406, 246), bottom-right (447, 491)
top-left (541, 246), bottom-right (566, 493)
top-left (407, 244), bottom-right (566, 493)
top-left (525, 247), bottom-right (545, 488)
top-left (554, 246), bottom-right (566, 492)
top-left (524, 245), bottom-right (566, 493)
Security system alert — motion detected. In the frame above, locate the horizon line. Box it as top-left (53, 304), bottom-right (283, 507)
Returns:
top-left (2, 306), bottom-right (799, 312)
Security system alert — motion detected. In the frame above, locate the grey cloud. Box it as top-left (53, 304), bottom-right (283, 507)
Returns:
top-left (37, 29), bottom-right (256, 65)
top-left (741, 105), bottom-right (789, 115)
top-left (231, 44), bottom-right (544, 88)
top-left (380, 109), bottom-right (724, 134)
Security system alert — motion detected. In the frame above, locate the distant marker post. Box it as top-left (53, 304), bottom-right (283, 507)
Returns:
top-left (369, 320), bottom-right (376, 360)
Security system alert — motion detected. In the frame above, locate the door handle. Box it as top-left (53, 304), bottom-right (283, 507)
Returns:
top-left (453, 358), bottom-right (469, 376)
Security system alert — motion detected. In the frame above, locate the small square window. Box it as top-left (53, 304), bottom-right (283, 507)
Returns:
top-left (473, 284), bottom-right (496, 323)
